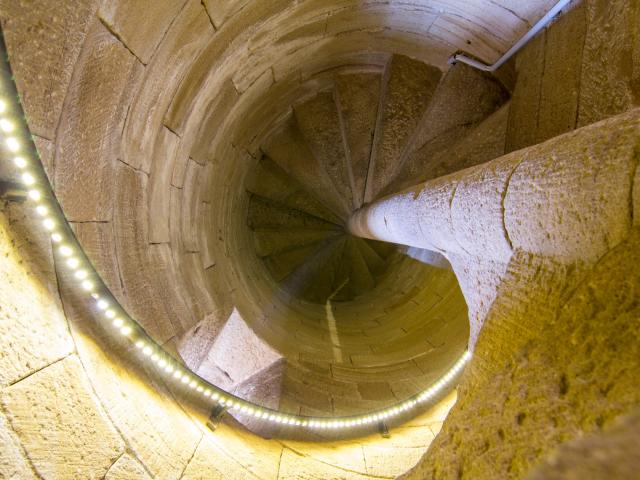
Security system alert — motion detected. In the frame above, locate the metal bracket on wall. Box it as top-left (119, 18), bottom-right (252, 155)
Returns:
top-left (206, 404), bottom-right (229, 432)
top-left (0, 179), bottom-right (27, 202)
top-left (378, 421), bottom-right (390, 439)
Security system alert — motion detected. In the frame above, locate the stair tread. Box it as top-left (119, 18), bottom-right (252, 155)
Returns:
top-left (294, 90), bottom-right (355, 212)
top-left (300, 238), bottom-right (348, 303)
top-left (387, 102), bottom-right (510, 193)
top-left (353, 237), bottom-right (385, 275)
top-left (264, 242), bottom-right (324, 282)
top-left (253, 227), bottom-right (343, 257)
top-left (364, 54), bottom-right (442, 203)
top-left (262, 116), bottom-right (350, 219)
top-left (391, 62), bottom-right (509, 190)
top-left (247, 194), bottom-right (339, 230)
top-left (345, 237), bottom-right (376, 297)
top-left (248, 156), bottom-right (343, 224)
top-left (335, 73), bottom-right (382, 209)
top-left (280, 236), bottom-right (346, 303)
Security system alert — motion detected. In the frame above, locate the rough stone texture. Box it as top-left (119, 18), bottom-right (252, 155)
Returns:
top-left (403, 228), bottom-right (640, 479)
top-left (0, 411), bottom-right (35, 480)
top-left (295, 90), bottom-right (355, 211)
top-left (364, 55), bottom-right (441, 202)
top-left (578, 0), bottom-right (640, 127)
top-left (202, 0), bottom-right (251, 29)
top-left (336, 73), bottom-right (382, 209)
top-left (505, 110), bottom-right (638, 264)
top-left (527, 409), bottom-right (640, 479)
top-left (0, 209), bottom-right (73, 388)
top-left (0, 0), bottom-right (98, 139)
top-left (396, 62), bottom-right (508, 190)
top-left (505, 30), bottom-right (546, 153)
top-left (197, 309), bottom-right (283, 390)
top-left (536, 2), bottom-right (587, 143)
top-left (122, 0), bottom-right (214, 172)
top-left (105, 454), bottom-right (151, 480)
top-left (1, 356), bottom-right (124, 480)
top-left (55, 19), bottom-right (142, 221)
top-left (99, 0), bottom-right (188, 64)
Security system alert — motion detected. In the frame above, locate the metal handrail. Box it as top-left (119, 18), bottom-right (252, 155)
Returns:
top-left (449, 0), bottom-right (572, 72)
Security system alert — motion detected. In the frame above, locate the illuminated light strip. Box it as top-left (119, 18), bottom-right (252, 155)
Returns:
top-left (0, 34), bottom-right (472, 434)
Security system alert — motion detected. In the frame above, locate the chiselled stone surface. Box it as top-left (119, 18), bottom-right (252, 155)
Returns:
top-left (69, 328), bottom-right (202, 480)
top-left (202, 0), bottom-right (251, 29)
top-left (0, 411), bottom-right (35, 480)
top-left (505, 110), bottom-right (638, 264)
top-left (578, 0), bottom-right (640, 127)
top-left (365, 55), bottom-right (441, 202)
top-left (527, 409), bottom-right (640, 479)
top-left (336, 73), bottom-right (381, 209)
top-left (505, 30), bottom-right (545, 153)
top-left (1, 356), bottom-right (124, 480)
top-left (99, 0), bottom-right (187, 64)
top-left (0, 0), bottom-right (98, 139)
top-left (123, 1), bottom-right (214, 172)
top-left (55, 19), bottom-right (143, 222)
top-left (537, 2), bottom-right (587, 143)
top-left (404, 228), bottom-right (640, 479)
top-left (295, 90), bottom-right (355, 210)
top-left (0, 209), bottom-right (73, 388)
top-left (105, 455), bottom-right (151, 480)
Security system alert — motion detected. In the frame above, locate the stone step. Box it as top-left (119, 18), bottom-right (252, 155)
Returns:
top-left (247, 156), bottom-right (342, 225)
top-left (345, 237), bottom-right (376, 297)
top-left (353, 237), bottom-right (386, 276)
top-left (335, 72), bottom-right (382, 209)
top-left (263, 242), bottom-right (323, 282)
top-left (247, 194), bottom-right (338, 230)
top-left (280, 236), bottom-right (346, 303)
top-left (300, 238), bottom-right (348, 303)
top-left (386, 102), bottom-right (510, 193)
top-left (392, 62), bottom-right (510, 190)
top-left (252, 227), bottom-right (342, 257)
top-left (363, 54), bottom-right (442, 203)
top-left (294, 90), bottom-right (355, 212)
top-left (262, 115), bottom-right (350, 219)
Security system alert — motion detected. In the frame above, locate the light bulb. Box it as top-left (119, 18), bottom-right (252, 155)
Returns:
top-left (59, 245), bottom-right (72, 256)
top-left (97, 299), bottom-right (108, 310)
top-left (105, 309), bottom-right (116, 319)
top-left (74, 269), bottom-right (88, 280)
top-left (120, 326), bottom-right (132, 336)
top-left (43, 218), bottom-right (55, 231)
top-left (81, 280), bottom-right (93, 291)
top-left (112, 318), bottom-right (124, 328)
top-left (28, 189), bottom-right (41, 201)
top-left (51, 233), bottom-right (62, 243)
top-left (35, 205), bottom-right (48, 216)
top-left (142, 346), bottom-right (153, 356)
top-left (22, 172), bottom-right (35, 186)
top-left (0, 119), bottom-right (15, 132)
top-left (14, 156), bottom-right (26, 168)
top-left (0, 100), bottom-right (7, 113)
top-left (6, 137), bottom-right (19, 151)
top-left (135, 340), bottom-right (145, 349)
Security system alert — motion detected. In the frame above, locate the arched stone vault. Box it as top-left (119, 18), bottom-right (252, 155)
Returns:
top-left (0, 0), bottom-right (639, 479)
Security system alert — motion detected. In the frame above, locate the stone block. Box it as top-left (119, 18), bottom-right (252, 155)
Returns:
top-left (105, 454), bottom-right (151, 480)
top-left (55, 19), bottom-right (143, 222)
top-left (99, 0), bottom-right (187, 63)
top-left (0, 0), bottom-right (98, 138)
top-left (537, 2), bottom-right (586, 143)
top-left (1, 356), bottom-right (124, 480)
top-left (0, 210), bottom-right (73, 387)
top-left (123, 1), bottom-right (214, 172)
top-left (505, 110), bottom-right (638, 263)
top-left (578, 0), bottom-right (640, 127)
top-left (0, 411), bottom-right (36, 480)
top-left (70, 330), bottom-right (202, 480)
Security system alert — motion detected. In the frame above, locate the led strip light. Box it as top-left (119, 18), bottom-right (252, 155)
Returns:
top-left (0, 33), bottom-right (471, 433)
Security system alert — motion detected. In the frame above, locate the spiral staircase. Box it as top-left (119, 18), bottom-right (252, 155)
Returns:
top-left (245, 54), bottom-right (509, 307)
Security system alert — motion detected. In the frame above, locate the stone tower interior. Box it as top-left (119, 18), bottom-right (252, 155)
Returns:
top-left (0, 0), bottom-right (639, 479)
